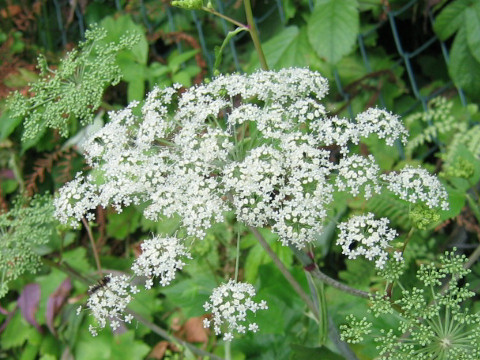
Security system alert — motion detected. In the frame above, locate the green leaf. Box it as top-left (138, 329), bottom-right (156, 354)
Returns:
top-left (290, 344), bottom-right (344, 360)
top-left (439, 186), bottom-right (466, 221)
top-left (449, 26), bottom-right (480, 100)
top-left (161, 274), bottom-right (217, 317)
top-left (307, 0), bottom-right (359, 64)
top-left (100, 15), bottom-right (148, 65)
top-left (250, 26), bottom-right (298, 69)
top-left (106, 207), bottom-right (141, 240)
top-left (433, 0), bottom-right (474, 40)
top-left (109, 331), bottom-right (150, 360)
top-left (172, 70), bottom-right (192, 87)
top-left (167, 49), bottom-right (199, 73)
top-left (0, 110), bottom-right (22, 140)
top-left (465, 7), bottom-right (480, 62)
top-left (75, 318), bottom-right (112, 360)
top-left (127, 79), bottom-right (145, 102)
top-left (244, 243), bottom-right (268, 283)
top-left (1, 311), bottom-right (32, 349)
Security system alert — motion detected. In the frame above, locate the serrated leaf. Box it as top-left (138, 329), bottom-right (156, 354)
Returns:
top-left (307, 0), bottom-right (359, 64)
top-left (1, 311), bottom-right (32, 349)
top-left (449, 26), bottom-right (480, 100)
top-left (433, 0), bottom-right (474, 40)
top-left (465, 7), bottom-right (480, 62)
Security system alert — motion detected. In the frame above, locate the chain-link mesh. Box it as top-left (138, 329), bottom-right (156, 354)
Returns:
top-left (48, 0), bottom-right (466, 117)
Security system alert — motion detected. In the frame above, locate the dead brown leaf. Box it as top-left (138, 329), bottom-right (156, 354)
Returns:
top-left (147, 341), bottom-right (169, 359)
top-left (184, 316), bottom-right (209, 344)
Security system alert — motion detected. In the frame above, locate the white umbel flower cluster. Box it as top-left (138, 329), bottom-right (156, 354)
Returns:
top-left (131, 236), bottom-right (191, 288)
top-left (203, 280), bottom-right (268, 341)
top-left (85, 274), bottom-right (139, 336)
top-left (337, 213), bottom-right (399, 269)
top-left (53, 68), bottom-right (450, 339)
top-left (54, 68), bottom-right (415, 248)
top-left (381, 166), bottom-right (449, 210)
top-left (335, 154), bottom-right (381, 198)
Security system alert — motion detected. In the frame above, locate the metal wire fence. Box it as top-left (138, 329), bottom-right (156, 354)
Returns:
top-left (37, 0), bottom-right (467, 118)
top-left (187, 0), bottom-right (467, 118)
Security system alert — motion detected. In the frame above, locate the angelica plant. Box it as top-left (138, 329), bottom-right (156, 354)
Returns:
top-left (0, 194), bottom-right (56, 298)
top-left (341, 249), bottom-right (480, 360)
top-left (7, 25), bottom-right (138, 140)
top-left (53, 68), bottom-right (451, 341)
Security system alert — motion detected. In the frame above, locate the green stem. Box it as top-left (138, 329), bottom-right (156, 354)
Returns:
top-left (234, 230), bottom-right (240, 282)
top-left (202, 6), bottom-right (248, 29)
top-left (243, 0), bottom-right (269, 70)
top-left (249, 226), bottom-right (320, 317)
top-left (386, 227), bottom-right (415, 298)
top-left (82, 218), bottom-right (103, 276)
top-left (224, 340), bottom-right (231, 360)
top-left (289, 245), bottom-right (371, 299)
top-left (9, 153), bottom-right (25, 194)
top-left (466, 193), bottom-right (480, 225)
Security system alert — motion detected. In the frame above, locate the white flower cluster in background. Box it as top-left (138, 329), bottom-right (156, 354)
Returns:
top-left (381, 166), bottom-right (449, 210)
top-left (337, 213), bottom-right (400, 269)
top-left (84, 274), bottom-right (139, 336)
top-left (203, 280), bottom-right (268, 341)
top-left (132, 236), bottom-right (191, 288)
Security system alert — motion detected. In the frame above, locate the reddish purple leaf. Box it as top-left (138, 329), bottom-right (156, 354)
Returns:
top-left (0, 169), bottom-right (15, 179)
top-left (18, 283), bottom-right (42, 333)
top-left (0, 304), bottom-right (9, 315)
top-left (46, 278), bottom-right (72, 335)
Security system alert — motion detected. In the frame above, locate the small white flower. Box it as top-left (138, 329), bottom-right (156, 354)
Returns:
top-left (354, 108), bottom-right (408, 146)
top-left (203, 280), bottom-right (267, 341)
top-left (86, 274), bottom-right (137, 336)
top-left (335, 154), bottom-right (382, 198)
top-left (131, 236), bottom-right (191, 288)
top-left (393, 251), bottom-right (403, 262)
top-left (381, 166), bottom-right (449, 210)
top-left (337, 213), bottom-right (398, 269)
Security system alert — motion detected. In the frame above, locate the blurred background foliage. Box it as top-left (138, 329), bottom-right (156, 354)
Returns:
top-left (0, 0), bottom-right (479, 359)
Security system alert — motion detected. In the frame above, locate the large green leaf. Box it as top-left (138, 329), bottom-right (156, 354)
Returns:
top-left (290, 344), bottom-right (344, 360)
top-left (465, 7), bottom-right (480, 62)
top-left (307, 0), bottom-right (359, 64)
top-left (251, 26), bottom-right (299, 69)
top-left (449, 26), bottom-right (480, 99)
top-left (433, 0), bottom-right (474, 40)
